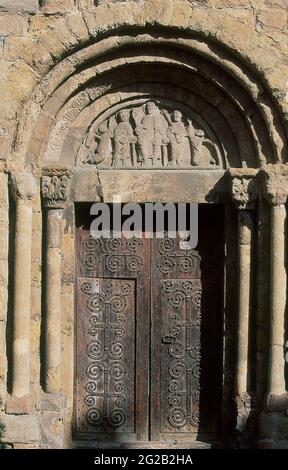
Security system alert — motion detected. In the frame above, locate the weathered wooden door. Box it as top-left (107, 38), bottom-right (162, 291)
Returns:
top-left (74, 205), bottom-right (223, 444)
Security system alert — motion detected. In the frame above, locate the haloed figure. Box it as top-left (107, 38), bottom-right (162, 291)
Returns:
top-left (136, 101), bottom-right (168, 166)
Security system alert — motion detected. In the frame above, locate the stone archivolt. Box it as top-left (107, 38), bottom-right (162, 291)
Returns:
top-left (81, 101), bottom-right (222, 170)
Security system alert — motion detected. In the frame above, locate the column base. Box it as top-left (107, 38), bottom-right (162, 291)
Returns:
top-left (6, 394), bottom-right (33, 415)
top-left (258, 409), bottom-right (288, 448)
top-left (234, 392), bottom-right (257, 448)
top-left (39, 391), bottom-right (66, 449)
top-left (264, 392), bottom-right (288, 412)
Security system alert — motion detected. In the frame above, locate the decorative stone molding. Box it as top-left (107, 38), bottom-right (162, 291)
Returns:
top-left (260, 164), bottom-right (288, 206)
top-left (41, 167), bottom-right (73, 209)
top-left (11, 172), bottom-right (37, 201)
top-left (229, 169), bottom-right (258, 209)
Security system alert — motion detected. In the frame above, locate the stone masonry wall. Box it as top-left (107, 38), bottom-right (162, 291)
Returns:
top-left (0, 0), bottom-right (288, 448)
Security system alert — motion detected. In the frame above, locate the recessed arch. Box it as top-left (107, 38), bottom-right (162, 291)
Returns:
top-left (8, 29), bottom-right (285, 171)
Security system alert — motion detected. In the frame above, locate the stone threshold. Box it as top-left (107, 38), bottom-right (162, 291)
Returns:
top-left (72, 440), bottom-right (214, 449)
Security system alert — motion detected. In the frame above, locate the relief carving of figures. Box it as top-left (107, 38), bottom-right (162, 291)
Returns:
top-left (134, 101), bottom-right (168, 167)
top-left (189, 127), bottom-right (216, 167)
top-left (81, 101), bottom-right (222, 169)
top-left (112, 109), bottom-right (137, 168)
top-left (84, 122), bottom-right (112, 165)
top-left (165, 110), bottom-right (188, 168)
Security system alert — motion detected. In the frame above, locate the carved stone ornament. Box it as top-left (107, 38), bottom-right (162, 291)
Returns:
top-left (80, 101), bottom-right (223, 169)
top-left (41, 167), bottom-right (73, 209)
top-left (229, 170), bottom-right (258, 209)
top-left (260, 164), bottom-right (288, 206)
top-left (11, 172), bottom-right (37, 201)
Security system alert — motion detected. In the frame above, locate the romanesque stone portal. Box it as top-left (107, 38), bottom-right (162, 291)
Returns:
top-left (1, 0), bottom-right (288, 451)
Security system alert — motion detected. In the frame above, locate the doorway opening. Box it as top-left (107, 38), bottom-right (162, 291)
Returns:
top-left (74, 204), bottom-right (224, 447)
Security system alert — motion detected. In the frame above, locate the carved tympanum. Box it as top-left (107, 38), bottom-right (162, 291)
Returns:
top-left (82, 101), bottom-right (222, 169)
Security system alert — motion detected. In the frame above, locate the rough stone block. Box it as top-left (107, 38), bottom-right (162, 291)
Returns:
top-left (40, 392), bottom-right (66, 413)
top-left (2, 60), bottom-right (39, 103)
top-left (256, 439), bottom-right (274, 449)
top-left (40, 412), bottom-right (64, 449)
top-left (0, 0), bottom-right (38, 13)
top-left (5, 395), bottom-right (33, 415)
top-left (13, 443), bottom-right (40, 449)
top-left (0, 172), bottom-right (8, 204)
top-left (257, 9), bottom-right (287, 30)
top-left (1, 414), bottom-right (39, 443)
top-left (0, 121), bottom-right (14, 162)
top-left (66, 13), bottom-right (89, 42)
top-left (0, 13), bottom-right (28, 36)
top-left (259, 411), bottom-right (288, 439)
top-left (40, 0), bottom-right (75, 13)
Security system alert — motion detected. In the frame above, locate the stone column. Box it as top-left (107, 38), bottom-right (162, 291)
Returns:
top-left (261, 166), bottom-right (288, 406)
top-left (41, 167), bottom-right (73, 393)
top-left (236, 209), bottom-right (253, 397)
top-left (11, 172), bottom-right (37, 398)
top-left (230, 171), bottom-right (257, 410)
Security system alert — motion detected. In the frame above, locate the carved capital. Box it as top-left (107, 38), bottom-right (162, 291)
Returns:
top-left (41, 166), bottom-right (73, 209)
top-left (11, 172), bottom-right (37, 201)
top-left (260, 164), bottom-right (288, 206)
top-left (229, 169), bottom-right (258, 209)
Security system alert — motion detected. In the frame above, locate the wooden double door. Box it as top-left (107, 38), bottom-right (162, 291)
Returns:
top-left (74, 205), bottom-right (223, 445)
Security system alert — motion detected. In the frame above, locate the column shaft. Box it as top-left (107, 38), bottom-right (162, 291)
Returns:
top-left (236, 210), bottom-right (252, 396)
top-left (45, 209), bottom-right (62, 393)
top-left (268, 204), bottom-right (286, 394)
top-left (11, 172), bottom-right (36, 397)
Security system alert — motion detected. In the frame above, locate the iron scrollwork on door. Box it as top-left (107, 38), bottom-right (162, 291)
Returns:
top-left (160, 279), bottom-right (202, 432)
top-left (77, 278), bottom-right (135, 433)
top-left (80, 235), bottom-right (144, 275)
top-left (156, 238), bottom-right (201, 276)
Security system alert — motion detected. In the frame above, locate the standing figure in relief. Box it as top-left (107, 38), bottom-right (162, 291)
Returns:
top-left (166, 110), bottom-right (188, 167)
top-left (135, 101), bottom-right (168, 167)
top-left (112, 109), bottom-right (136, 168)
